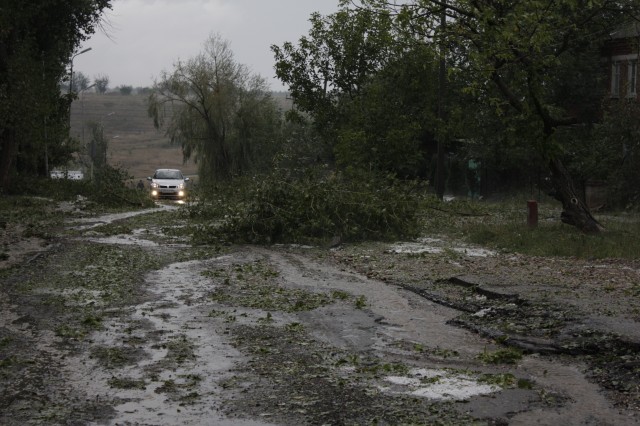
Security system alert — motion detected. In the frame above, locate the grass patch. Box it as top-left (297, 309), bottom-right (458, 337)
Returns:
top-left (165, 335), bottom-right (197, 364)
top-left (210, 283), bottom-right (333, 313)
top-left (55, 325), bottom-right (87, 340)
top-left (467, 221), bottom-right (640, 259)
top-left (91, 346), bottom-right (144, 369)
top-left (478, 372), bottom-right (534, 390)
top-left (204, 260), bottom-right (343, 313)
top-left (477, 347), bottom-right (523, 364)
top-left (421, 197), bottom-right (640, 259)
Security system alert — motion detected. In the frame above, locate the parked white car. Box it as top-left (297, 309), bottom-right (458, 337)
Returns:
top-left (147, 169), bottom-right (189, 199)
top-left (50, 170), bottom-right (84, 180)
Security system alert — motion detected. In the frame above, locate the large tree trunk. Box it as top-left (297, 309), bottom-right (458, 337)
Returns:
top-left (0, 129), bottom-right (18, 193)
top-left (548, 157), bottom-right (603, 233)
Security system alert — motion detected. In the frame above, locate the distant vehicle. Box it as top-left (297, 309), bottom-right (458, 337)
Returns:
top-left (147, 169), bottom-right (189, 199)
top-left (50, 170), bottom-right (84, 180)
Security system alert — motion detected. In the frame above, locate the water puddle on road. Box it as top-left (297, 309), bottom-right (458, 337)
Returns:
top-left (45, 219), bottom-right (637, 424)
top-left (389, 237), bottom-right (497, 257)
top-left (379, 368), bottom-right (499, 400)
top-left (67, 203), bottom-right (177, 231)
top-left (60, 256), bottom-right (271, 426)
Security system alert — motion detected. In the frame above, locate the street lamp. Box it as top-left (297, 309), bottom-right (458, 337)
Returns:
top-left (69, 47), bottom-right (92, 95)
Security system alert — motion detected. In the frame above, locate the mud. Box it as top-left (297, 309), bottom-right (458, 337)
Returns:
top-left (0, 204), bottom-right (639, 425)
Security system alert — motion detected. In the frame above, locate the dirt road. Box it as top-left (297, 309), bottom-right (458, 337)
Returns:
top-left (1, 205), bottom-right (639, 425)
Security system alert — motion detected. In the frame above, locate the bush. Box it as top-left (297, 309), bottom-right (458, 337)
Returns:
top-left (9, 165), bottom-right (154, 209)
top-left (188, 168), bottom-right (427, 245)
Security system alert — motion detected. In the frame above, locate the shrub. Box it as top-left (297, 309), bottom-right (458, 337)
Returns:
top-left (9, 165), bottom-right (154, 209)
top-left (188, 167), bottom-right (427, 245)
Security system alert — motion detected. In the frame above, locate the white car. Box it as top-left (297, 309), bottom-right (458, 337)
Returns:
top-left (147, 169), bottom-right (189, 199)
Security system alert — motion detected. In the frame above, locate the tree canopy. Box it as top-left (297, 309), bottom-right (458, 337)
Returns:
top-left (148, 34), bottom-right (282, 183)
top-left (273, 8), bottom-right (446, 177)
top-left (275, 0), bottom-right (640, 232)
top-left (0, 0), bottom-right (111, 191)
top-left (360, 0), bottom-right (640, 231)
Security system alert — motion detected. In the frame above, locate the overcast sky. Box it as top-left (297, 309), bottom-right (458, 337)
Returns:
top-left (73, 0), bottom-right (342, 91)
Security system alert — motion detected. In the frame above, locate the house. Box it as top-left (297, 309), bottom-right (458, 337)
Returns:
top-left (603, 22), bottom-right (640, 99)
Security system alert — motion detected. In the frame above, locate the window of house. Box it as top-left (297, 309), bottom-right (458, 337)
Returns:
top-left (611, 62), bottom-right (621, 97)
top-left (628, 60), bottom-right (637, 97)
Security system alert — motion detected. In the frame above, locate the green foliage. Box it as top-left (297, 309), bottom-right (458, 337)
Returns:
top-left (421, 197), bottom-right (640, 259)
top-left (118, 85), bottom-right (133, 95)
top-left (468, 221), bottom-right (640, 259)
top-left (91, 165), bottom-right (155, 208)
top-left (332, 44), bottom-right (441, 177)
top-left (477, 347), bottom-right (523, 365)
top-left (148, 34), bottom-right (281, 184)
top-left (108, 377), bottom-right (147, 390)
top-left (349, 0), bottom-right (640, 231)
top-left (6, 166), bottom-right (154, 209)
top-left (272, 7), bottom-right (397, 137)
top-left (94, 74), bottom-right (109, 94)
top-left (272, 7), bottom-right (441, 178)
top-left (0, 1), bottom-right (112, 190)
top-left (188, 168), bottom-right (426, 245)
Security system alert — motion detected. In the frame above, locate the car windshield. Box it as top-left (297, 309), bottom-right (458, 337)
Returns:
top-left (155, 170), bottom-right (183, 179)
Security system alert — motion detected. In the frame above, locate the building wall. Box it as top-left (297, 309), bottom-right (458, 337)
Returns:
top-left (603, 34), bottom-right (639, 100)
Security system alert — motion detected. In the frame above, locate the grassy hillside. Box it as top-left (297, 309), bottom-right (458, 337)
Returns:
top-left (70, 92), bottom-right (197, 180)
top-left (70, 91), bottom-right (293, 181)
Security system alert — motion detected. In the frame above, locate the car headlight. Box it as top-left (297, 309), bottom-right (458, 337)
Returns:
top-left (150, 182), bottom-right (158, 189)
top-left (178, 183), bottom-right (185, 189)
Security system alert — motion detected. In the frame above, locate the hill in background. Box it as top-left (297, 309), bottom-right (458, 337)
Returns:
top-left (70, 91), bottom-right (293, 181)
top-left (70, 92), bottom-right (196, 180)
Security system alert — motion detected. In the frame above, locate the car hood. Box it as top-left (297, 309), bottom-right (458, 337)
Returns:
top-left (152, 178), bottom-right (184, 186)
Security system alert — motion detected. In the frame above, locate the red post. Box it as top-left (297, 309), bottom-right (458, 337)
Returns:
top-left (527, 200), bottom-right (538, 227)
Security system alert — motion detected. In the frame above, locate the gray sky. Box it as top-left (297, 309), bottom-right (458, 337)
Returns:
top-left (74, 0), bottom-right (341, 91)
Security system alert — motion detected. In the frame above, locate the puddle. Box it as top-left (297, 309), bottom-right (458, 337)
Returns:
top-left (68, 204), bottom-right (177, 231)
top-left (4, 215), bottom-right (633, 424)
top-left (379, 368), bottom-right (499, 401)
top-left (86, 233), bottom-right (158, 247)
top-left (57, 256), bottom-right (272, 425)
top-left (82, 227), bottom-right (190, 248)
top-left (389, 237), bottom-right (496, 257)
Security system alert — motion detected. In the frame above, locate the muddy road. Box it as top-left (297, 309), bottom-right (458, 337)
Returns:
top-left (1, 204), bottom-right (639, 425)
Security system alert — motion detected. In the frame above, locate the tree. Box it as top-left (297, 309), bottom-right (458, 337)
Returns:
top-left (0, 0), bottom-right (112, 191)
top-left (70, 71), bottom-right (91, 93)
top-left (118, 85), bottom-right (133, 95)
top-left (332, 44), bottom-right (442, 177)
top-left (272, 8), bottom-right (398, 142)
top-left (94, 74), bottom-right (109, 94)
top-left (273, 7), bottom-right (441, 176)
top-left (353, 0), bottom-right (640, 232)
top-left (148, 33), bottom-right (281, 183)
